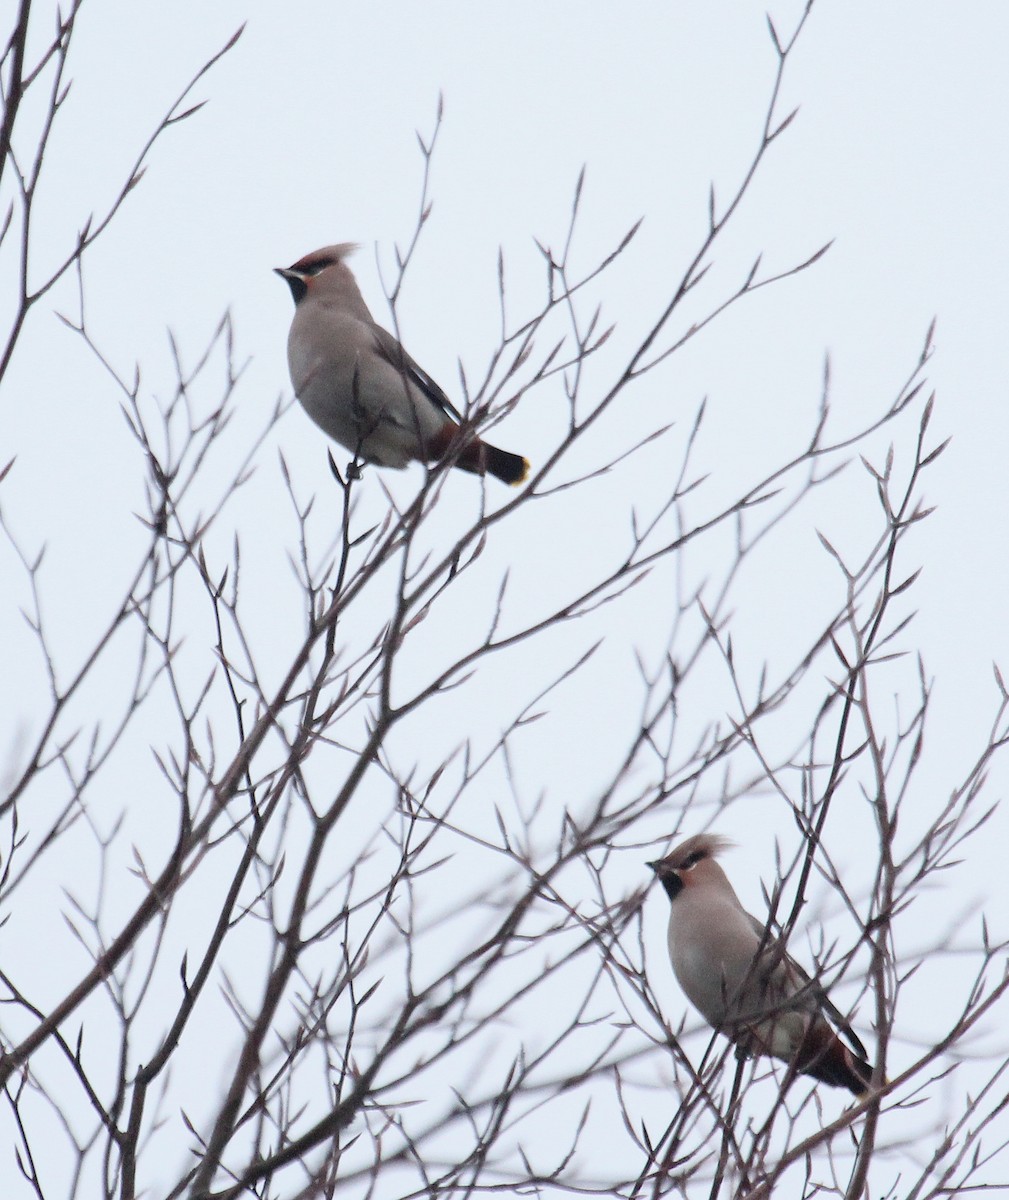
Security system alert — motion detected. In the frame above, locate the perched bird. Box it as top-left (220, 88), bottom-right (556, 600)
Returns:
top-left (275, 244), bottom-right (529, 485)
top-left (648, 834), bottom-right (874, 1096)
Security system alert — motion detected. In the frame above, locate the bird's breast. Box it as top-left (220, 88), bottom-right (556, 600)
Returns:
top-left (669, 917), bottom-right (739, 1025)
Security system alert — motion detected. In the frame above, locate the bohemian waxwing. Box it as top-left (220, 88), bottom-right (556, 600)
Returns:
top-left (648, 834), bottom-right (874, 1096)
top-left (276, 245), bottom-right (530, 485)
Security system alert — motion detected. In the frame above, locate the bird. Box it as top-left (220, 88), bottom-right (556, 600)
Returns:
top-left (275, 244), bottom-right (530, 486)
top-left (648, 833), bottom-right (874, 1096)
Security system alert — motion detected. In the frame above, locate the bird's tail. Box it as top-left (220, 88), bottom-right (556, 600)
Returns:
top-left (446, 433), bottom-right (529, 486)
top-left (798, 1022), bottom-right (875, 1096)
top-left (479, 442), bottom-right (530, 486)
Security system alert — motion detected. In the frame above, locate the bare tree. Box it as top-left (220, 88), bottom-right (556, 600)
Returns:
top-left (2, 4), bottom-right (1007, 1200)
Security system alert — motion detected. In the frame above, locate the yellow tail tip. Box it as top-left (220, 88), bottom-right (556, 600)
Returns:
top-left (510, 457), bottom-right (531, 486)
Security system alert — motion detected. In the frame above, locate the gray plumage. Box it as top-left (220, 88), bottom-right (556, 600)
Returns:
top-left (276, 244), bottom-right (529, 485)
top-left (649, 834), bottom-right (873, 1095)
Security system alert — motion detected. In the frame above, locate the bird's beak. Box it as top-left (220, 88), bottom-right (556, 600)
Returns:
top-left (274, 267), bottom-right (297, 281)
top-left (646, 861), bottom-right (660, 873)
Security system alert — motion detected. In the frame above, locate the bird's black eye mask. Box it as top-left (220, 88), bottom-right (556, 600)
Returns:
top-left (659, 872), bottom-right (685, 901)
top-left (646, 865), bottom-right (686, 902)
top-left (681, 850), bottom-right (706, 870)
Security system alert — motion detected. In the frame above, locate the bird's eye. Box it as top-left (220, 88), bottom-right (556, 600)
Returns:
top-left (682, 851), bottom-right (705, 869)
top-left (306, 261), bottom-right (332, 277)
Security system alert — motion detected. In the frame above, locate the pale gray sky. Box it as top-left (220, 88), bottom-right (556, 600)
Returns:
top-left (2, 2), bottom-right (1008, 1195)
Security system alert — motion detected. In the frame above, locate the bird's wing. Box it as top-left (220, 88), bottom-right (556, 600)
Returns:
top-left (371, 326), bottom-right (463, 424)
top-left (746, 914), bottom-right (868, 1059)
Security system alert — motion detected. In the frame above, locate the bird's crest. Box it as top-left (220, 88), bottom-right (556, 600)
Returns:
top-left (288, 243), bottom-right (360, 275)
top-left (662, 832), bottom-right (734, 871)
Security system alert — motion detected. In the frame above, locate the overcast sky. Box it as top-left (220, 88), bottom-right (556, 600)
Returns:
top-left (2, 1), bottom-right (1008, 1195)
top-left (10, 0), bottom-right (1003, 895)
